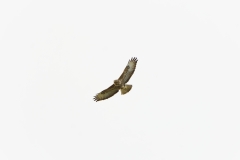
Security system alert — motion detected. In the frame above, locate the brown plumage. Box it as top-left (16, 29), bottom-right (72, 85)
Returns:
top-left (93, 57), bottom-right (138, 102)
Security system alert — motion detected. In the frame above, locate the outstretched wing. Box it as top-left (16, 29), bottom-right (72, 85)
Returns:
top-left (118, 57), bottom-right (138, 84)
top-left (93, 84), bottom-right (121, 102)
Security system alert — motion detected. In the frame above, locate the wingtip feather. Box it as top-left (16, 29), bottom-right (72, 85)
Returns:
top-left (93, 95), bottom-right (99, 102)
top-left (129, 57), bottom-right (138, 62)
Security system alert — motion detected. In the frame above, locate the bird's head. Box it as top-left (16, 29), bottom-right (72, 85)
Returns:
top-left (114, 80), bottom-right (121, 86)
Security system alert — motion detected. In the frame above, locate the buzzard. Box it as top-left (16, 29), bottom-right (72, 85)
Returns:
top-left (93, 57), bottom-right (138, 102)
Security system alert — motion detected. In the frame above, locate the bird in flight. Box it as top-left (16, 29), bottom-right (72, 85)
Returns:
top-left (93, 57), bottom-right (138, 102)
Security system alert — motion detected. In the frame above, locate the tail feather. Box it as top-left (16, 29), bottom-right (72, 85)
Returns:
top-left (121, 84), bottom-right (132, 95)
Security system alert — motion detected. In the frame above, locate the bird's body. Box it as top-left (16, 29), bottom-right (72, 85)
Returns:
top-left (93, 57), bottom-right (138, 102)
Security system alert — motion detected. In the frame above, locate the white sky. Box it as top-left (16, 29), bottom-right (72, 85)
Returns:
top-left (0, 0), bottom-right (240, 160)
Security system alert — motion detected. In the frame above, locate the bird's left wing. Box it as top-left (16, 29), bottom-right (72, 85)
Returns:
top-left (93, 84), bottom-right (121, 102)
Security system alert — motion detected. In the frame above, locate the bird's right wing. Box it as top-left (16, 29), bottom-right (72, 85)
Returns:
top-left (93, 84), bottom-right (120, 102)
top-left (118, 57), bottom-right (138, 84)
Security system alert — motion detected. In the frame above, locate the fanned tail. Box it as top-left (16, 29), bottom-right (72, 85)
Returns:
top-left (121, 84), bottom-right (132, 95)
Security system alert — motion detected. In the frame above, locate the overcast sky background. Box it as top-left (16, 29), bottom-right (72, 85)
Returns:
top-left (0, 0), bottom-right (240, 160)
